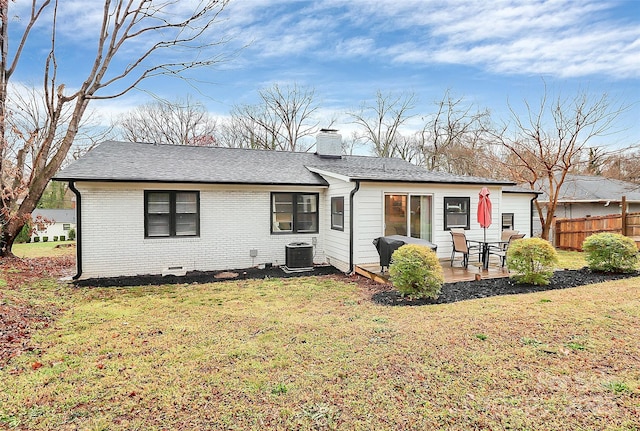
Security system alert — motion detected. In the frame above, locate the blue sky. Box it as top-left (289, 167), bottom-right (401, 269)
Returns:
top-left (10, 0), bottom-right (640, 150)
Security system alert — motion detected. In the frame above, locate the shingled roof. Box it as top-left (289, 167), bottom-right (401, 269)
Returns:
top-left (54, 141), bottom-right (514, 186)
top-left (536, 174), bottom-right (640, 202)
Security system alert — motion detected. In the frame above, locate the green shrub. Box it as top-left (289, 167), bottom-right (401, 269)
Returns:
top-left (15, 222), bottom-right (32, 243)
top-left (59, 235), bottom-right (65, 241)
top-left (582, 233), bottom-right (639, 273)
top-left (389, 244), bottom-right (444, 299)
top-left (33, 236), bottom-right (40, 243)
top-left (68, 228), bottom-right (76, 241)
top-left (506, 238), bottom-right (558, 285)
top-left (53, 236), bottom-right (59, 241)
top-left (42, 236), bottom-right (49, 242)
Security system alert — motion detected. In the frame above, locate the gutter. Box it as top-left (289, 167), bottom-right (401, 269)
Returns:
top-left (68, 181), bottom-right (82, 280)
top-left (348, 180), bottom-right (361, 274)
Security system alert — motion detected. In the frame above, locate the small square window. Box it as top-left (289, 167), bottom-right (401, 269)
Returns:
top-left (502, 213), bottom-right (514, 230)
top-left (444, 197), bottom-right (470, 230)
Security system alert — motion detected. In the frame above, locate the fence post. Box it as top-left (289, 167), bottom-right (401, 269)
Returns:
top-left (621, 195), bottom-right (627, 236)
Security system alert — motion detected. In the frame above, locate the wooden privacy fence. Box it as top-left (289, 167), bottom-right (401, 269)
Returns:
top-left (554, 212), bottom-right (640, 251)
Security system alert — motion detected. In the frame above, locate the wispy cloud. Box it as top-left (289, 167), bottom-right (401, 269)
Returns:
top-left (227, 0), bottom-right (640, 80)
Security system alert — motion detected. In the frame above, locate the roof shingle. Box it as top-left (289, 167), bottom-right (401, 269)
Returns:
top-left (55, 141), bottom-right (514, 186)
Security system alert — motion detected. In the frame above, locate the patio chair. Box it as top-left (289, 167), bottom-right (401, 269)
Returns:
top-left (488, 233), bottom-right (525, 267)
top-left (449, 230), bottom-right (481, 268)
top-left (501, 229), bottom-right (519, 242)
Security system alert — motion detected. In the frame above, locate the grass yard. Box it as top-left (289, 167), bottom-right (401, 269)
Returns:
top-left (12, 241), bottom-right (76, 258)
top-left (1, 259), bottom-right (639, 430)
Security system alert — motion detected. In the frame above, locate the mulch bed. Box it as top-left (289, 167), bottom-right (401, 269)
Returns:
top-left (73, 264), bottom-right (343, 287)
top-left (371, 268), bottom-right (640, 306)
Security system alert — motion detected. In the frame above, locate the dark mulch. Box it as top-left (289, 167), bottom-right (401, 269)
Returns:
top-left (73, 264), bottom-right (343, 288)
top-left (372, 268), bottom-right (640, 306)
top-left (74, 264), bottom-right (640, 308)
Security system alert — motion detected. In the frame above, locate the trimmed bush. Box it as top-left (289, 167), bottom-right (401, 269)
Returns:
top-left (389, 244), bottom-right (444, 299)
top-left (59, 235), bottom-right (65, 241)
top-left (582, 233), bottom-right (639, 273)
top-left (53, 236), bottom-right (59, 242)
top-left (33, 236), bottom-right (40, 242)
top-left (506, 238), bottom-right (558, 285)
top-left (43, 236), bottom-right (49, 242)
top-left (68, 228), bottom-right (76, 241)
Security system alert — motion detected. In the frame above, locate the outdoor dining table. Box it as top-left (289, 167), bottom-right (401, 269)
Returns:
top-left (466, 239), bottom-right (508, 270)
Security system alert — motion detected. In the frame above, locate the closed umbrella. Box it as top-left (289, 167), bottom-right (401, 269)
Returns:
top-left (477, 187), bottom-right (492, 243)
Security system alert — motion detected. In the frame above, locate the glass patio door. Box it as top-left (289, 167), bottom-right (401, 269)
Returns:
top-left (384, 195), bottom-right (407, 236)
top-left (410, 195), bottom-right (432, 241)
top-left (384, 194), bottom-right (432, 241)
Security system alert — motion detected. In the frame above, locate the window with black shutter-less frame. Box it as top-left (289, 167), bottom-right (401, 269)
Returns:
top-left (145, 191), bottom-right (199, 238)
top-left (331, 196), bottom-right (344, 231)
top-left (444, 196), bottom-right (470, 230)
top-left (271, 192), bottom-right (319, 234)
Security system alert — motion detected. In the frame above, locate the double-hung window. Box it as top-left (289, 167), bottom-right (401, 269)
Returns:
top-left (502, 213), bottom-right (514, 230)
top-left (444, 196), bottom-right (470, 230)
top-left (271, 192), bottom-right (319, 234)
top-left (145, 191), bottom-right (199, 238)
top-left (331, 196), bottom-right (344, 231)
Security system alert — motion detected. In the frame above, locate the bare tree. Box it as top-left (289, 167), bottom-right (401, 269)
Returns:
top-left (223, 103), bottom-right (281, 150)
top-left (348, 90), bottom-right (417, 158)
top-left (224, 83), bottom-right (319, 152)
top-left (414, 90), bottom-right (496, 176)
top-left (497, 87), bottom-right (628, 239)
top-left (0, 0), bottom-right (231, 256)
top-left (115, 96), bottom-right (218, 146)
top-left (3, 83), bottom-right (112, 208)
top-left (601, 147), bottom-right (640, 184)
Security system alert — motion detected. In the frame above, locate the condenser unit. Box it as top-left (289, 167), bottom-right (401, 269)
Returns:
top-left (284, 242), bottom-right (313, 273)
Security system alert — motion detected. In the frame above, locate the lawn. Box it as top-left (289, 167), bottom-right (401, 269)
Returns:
top-left (0, 250), bottom-right (639, 430)
top-left (12, 241), bottom-right (76, 258)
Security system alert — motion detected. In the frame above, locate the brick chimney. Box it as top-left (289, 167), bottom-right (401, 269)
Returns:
top-left (315, 129), bottom-right (342, 158)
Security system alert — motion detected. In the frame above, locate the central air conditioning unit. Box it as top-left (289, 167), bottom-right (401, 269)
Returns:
top-left (284, 242), bottom-right (313, 273)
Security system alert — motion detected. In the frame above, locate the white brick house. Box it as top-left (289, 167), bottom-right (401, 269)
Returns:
top-left (31, 209), bottom-right (76, 242)
top-left (54, 130), bottom-right (537, 280)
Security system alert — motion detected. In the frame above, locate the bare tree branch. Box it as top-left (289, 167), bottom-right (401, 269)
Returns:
top-left (347, 90), bottom-right (416, 158)
top-left (0, 0), bottom-right (231, 256)
top-left (497, 85), bottom-right (629, 239)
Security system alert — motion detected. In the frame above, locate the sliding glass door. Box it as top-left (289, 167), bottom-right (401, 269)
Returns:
top-left (384, 194), bottom-right (432, 241)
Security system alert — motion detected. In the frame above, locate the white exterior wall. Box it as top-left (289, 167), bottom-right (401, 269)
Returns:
top-left (77, 182), bottom-right (327, 279)
top-left (32, 222), bottom-right (75, 242)
top-left (321, 176), bottom-right (356, 272)
top-left (501, 192), bottom-right (537, 237)
top-left (352, 183), bottom-right (508, 266)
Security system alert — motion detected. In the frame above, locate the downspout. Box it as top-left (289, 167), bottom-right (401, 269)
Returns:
top-left (530, 194), bottom-right (537, 239)
top-left (348, 180), bottom-right (361, 274)
top-left (68, 181), bottom-right (82, 280)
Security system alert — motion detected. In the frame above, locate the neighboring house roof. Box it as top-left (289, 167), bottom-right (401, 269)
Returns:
top-left (535, 174), bottom-right (640, 203)
top-left (32, 209), bottom-right (76, 224)
top-left (54, 141), bottom-right (515, 186)
top-left (502, 185), bottom-right (541, 195)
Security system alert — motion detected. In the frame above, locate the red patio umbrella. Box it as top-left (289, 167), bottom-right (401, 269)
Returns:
top-left (477, 187), bottom-right (492, 242)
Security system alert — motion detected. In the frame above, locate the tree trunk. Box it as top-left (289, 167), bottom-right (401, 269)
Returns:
top-left (0, 218), bottom-right (18, 257)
